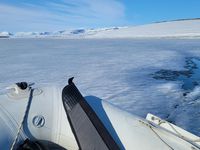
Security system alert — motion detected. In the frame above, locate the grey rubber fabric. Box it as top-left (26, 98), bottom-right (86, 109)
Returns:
top-left (62, 78), bottom-right (120, 150)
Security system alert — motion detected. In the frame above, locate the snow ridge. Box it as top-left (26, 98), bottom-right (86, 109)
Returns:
top-left (1, 19), bottom-right (200, 38)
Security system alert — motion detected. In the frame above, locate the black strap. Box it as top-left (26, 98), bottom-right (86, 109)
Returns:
top-left (62, 78), bottom-right (120, 150)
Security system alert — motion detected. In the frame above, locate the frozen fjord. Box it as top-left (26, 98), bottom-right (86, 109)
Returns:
top-left (0, 38), bottom-right (200, 136)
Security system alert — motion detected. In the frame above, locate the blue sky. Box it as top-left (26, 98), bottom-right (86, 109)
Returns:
top-left (0, 0), bottom-right (200, 32)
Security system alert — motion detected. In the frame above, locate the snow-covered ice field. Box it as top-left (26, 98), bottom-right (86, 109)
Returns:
top-left (0, 38), bottom-right (200, 136)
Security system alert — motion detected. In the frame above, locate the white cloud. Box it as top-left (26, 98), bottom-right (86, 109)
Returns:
top-left (0, 0), bottom-right (126, 32)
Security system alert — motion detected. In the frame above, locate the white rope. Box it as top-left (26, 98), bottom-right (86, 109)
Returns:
top-left (10, 88), bottom-right (34, 150)
top-left (153, 117), bottom-right (200, 144)
top-left (149, 126), bottom-right (174, 150)
top-left (139, 120), bottom-right (174, 149)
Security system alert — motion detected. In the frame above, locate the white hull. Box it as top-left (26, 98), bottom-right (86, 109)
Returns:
top-left (0, 80), bottom-right (199, 150)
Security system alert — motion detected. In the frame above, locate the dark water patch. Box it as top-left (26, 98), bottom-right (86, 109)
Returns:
top-left (152, 57), bottom-right (200, 92)
top-left (174, 104), bottom-right (179, 109)
top-left (152, 69), bottom-right (191, 81)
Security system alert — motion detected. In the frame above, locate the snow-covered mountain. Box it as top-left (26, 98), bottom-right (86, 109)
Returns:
top-left (88, 19), bottom-right (200, 38)
top-left (4, 19), bottom-right (200, 38)
top-left (0, 31), bottom-right (12, 38)
top-left (11, 27), bottom-right (121, 38)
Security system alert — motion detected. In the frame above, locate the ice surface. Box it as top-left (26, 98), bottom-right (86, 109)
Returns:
top-left (0, 38), bottom-right (200, 136)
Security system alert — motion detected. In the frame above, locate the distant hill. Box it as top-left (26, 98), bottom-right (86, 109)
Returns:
top-left (3, 19), bottom-right (200, 39)
top-left (87, 19), bottom-right (200, 38)
top-left (0, 32), bottom-right (11, 38)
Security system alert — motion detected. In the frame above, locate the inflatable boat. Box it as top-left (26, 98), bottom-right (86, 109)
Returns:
top-left (0, 78), bottom-right (200, 150)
